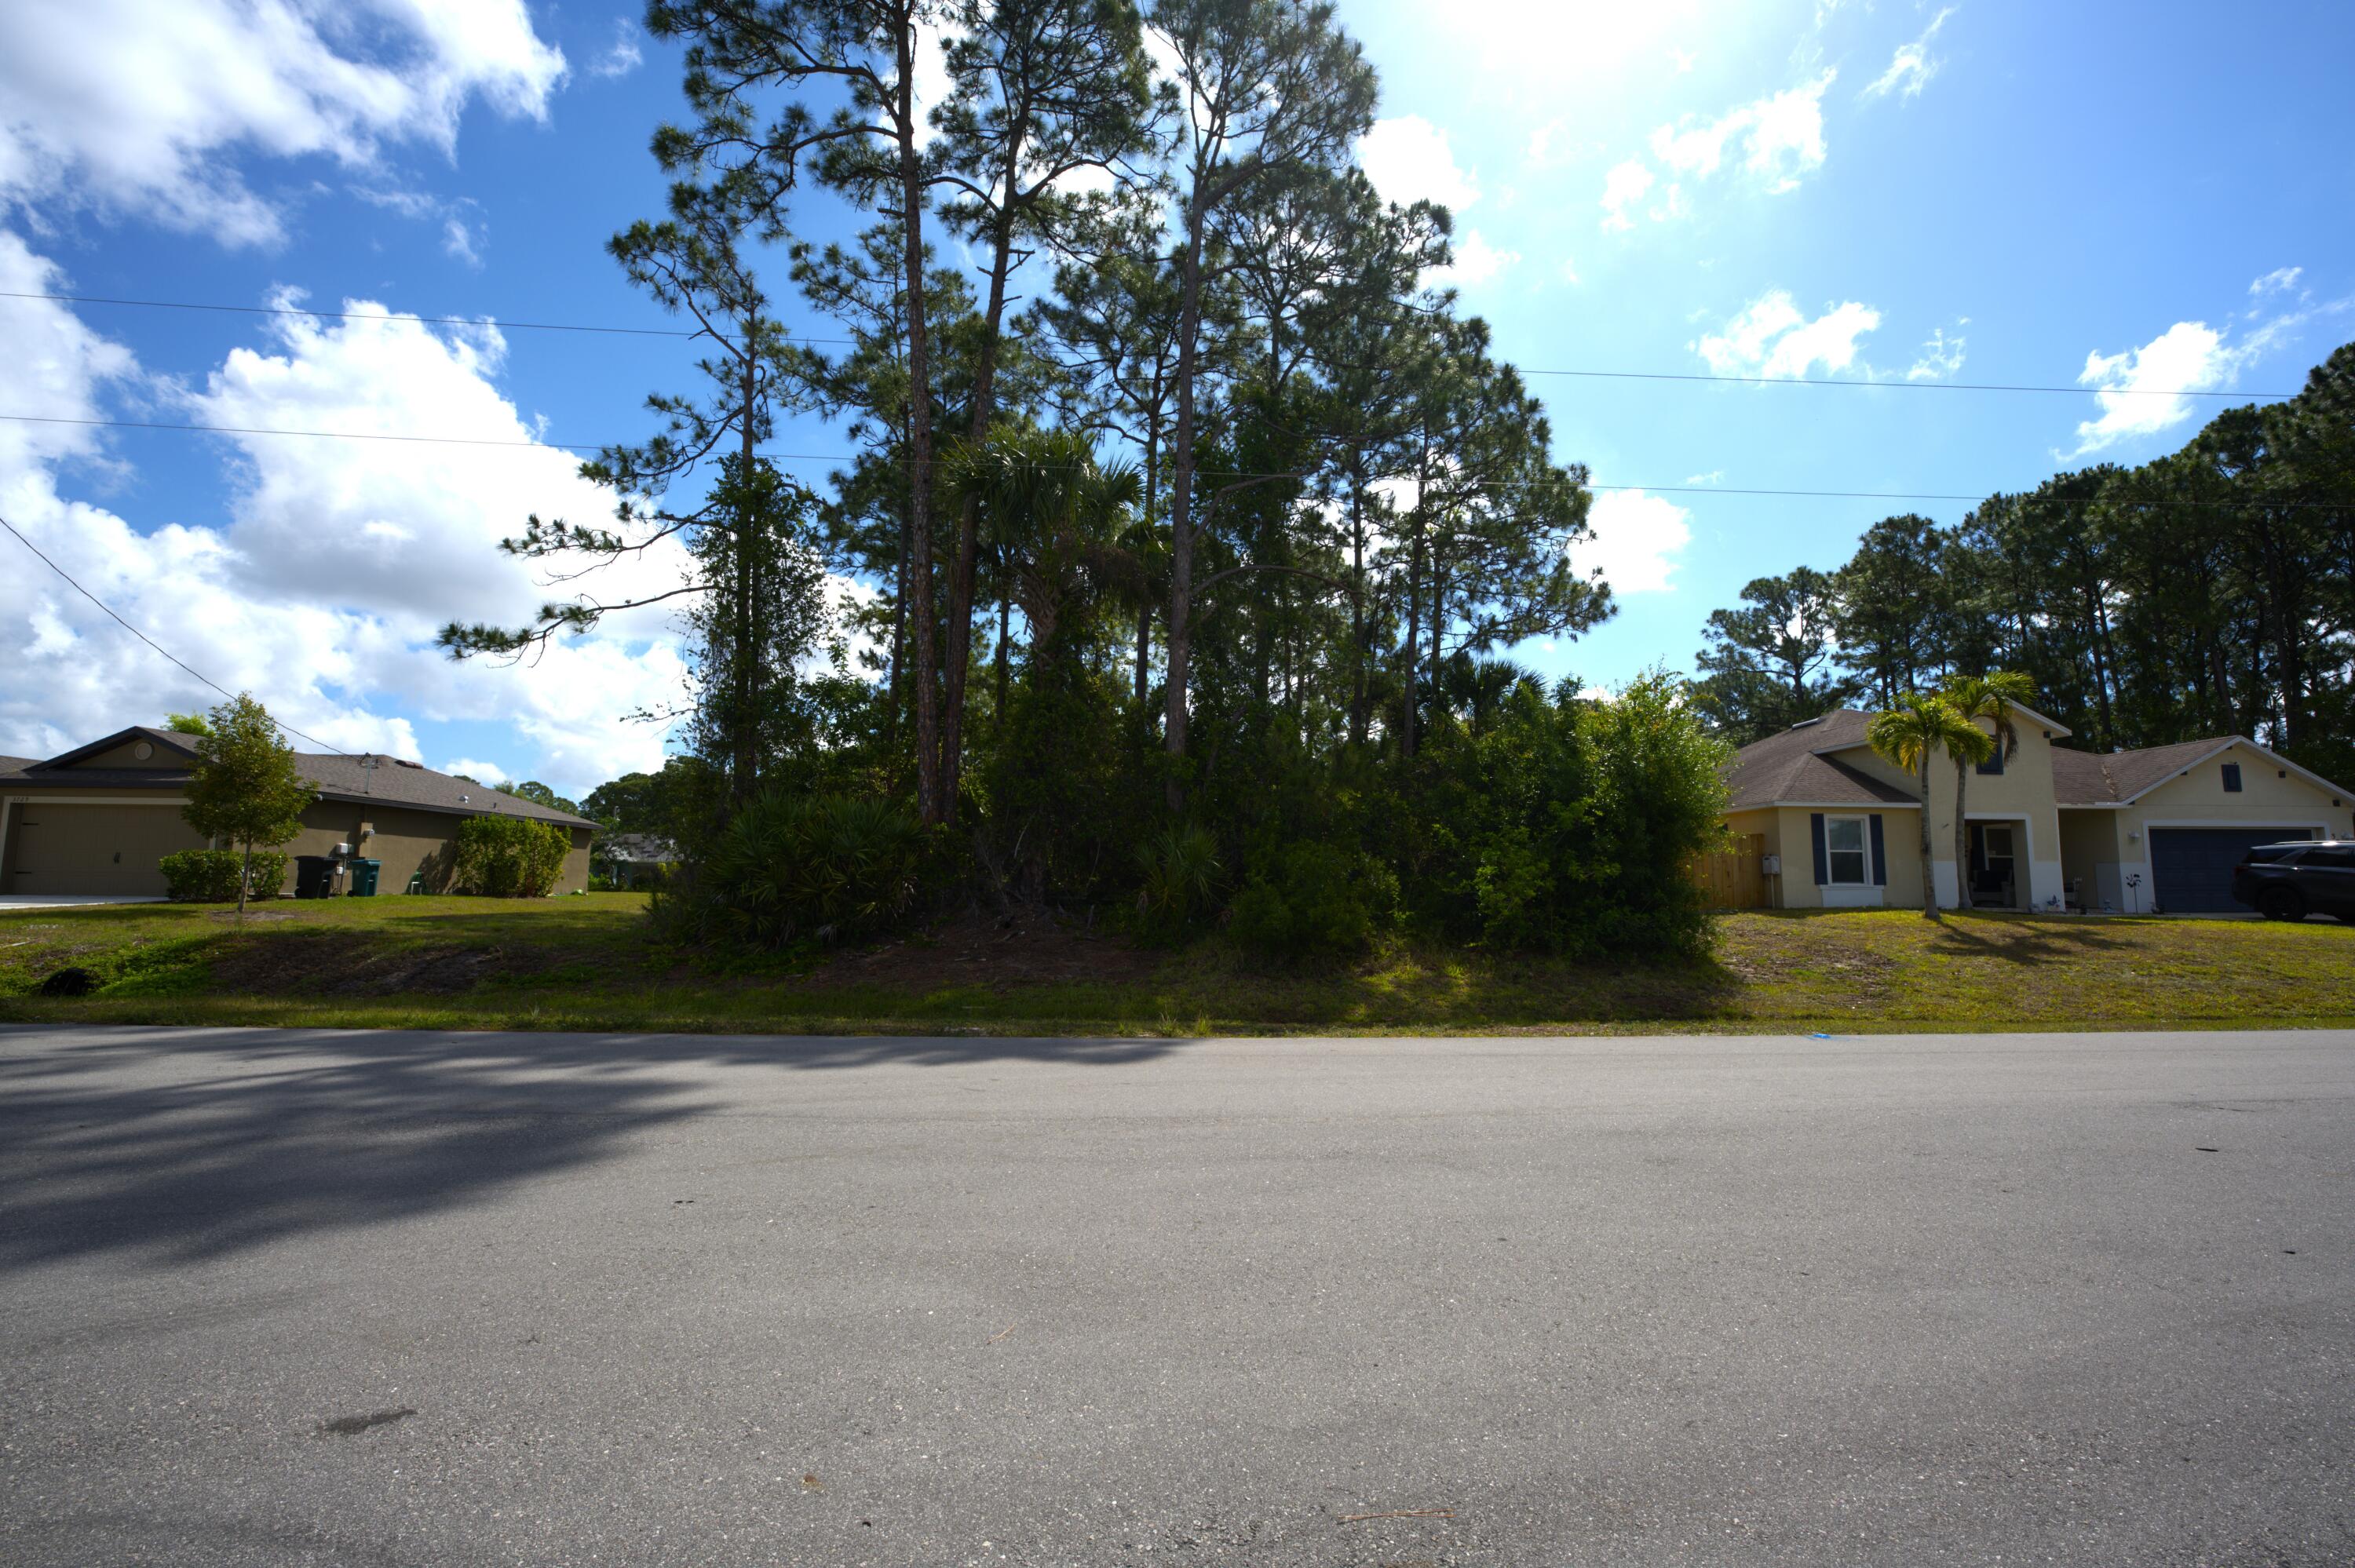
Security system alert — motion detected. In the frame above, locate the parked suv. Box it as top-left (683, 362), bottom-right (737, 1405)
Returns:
top-left (2231, 840), bottom-right (2355, 921)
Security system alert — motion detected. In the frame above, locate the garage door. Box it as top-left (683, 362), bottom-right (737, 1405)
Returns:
top-left (6, 804), bottom-right (206, 896)
top-left (2149, 827), bottom-right (2314, 913)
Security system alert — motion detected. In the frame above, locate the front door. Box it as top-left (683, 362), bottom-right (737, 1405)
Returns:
top-left (1969, 822), bottom-right (2018, 908)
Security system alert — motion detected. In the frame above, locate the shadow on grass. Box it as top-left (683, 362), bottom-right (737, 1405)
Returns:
top-left (0, 1023), bottom-right (1181, 1272)
top-left (1921, 913), bottom-right (2134, 965)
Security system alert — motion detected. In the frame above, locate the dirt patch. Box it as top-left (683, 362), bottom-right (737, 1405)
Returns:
top-left (792, 906), bottom-right (1164, 994)
top-left (206, 932), bottom-right (560, 996)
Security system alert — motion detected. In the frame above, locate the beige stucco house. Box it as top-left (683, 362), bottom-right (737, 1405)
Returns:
top-left (1721, 705), bottom-right (2354, 913)
top-left (0, 727), bottom-right (597, 899)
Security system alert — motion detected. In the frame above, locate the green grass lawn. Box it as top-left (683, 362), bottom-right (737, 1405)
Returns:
top-left (2, 892), bottom-right (2351, 1035)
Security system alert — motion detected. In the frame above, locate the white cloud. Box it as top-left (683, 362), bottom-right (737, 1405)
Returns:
top-left (443, 758), bottom-right (512, 786)
top-left (2072, 321), bottom-right (2240, 454)
top-left (1357, 115), bottom-right (1480, 213)
top-left (1681, 470), bottom-right (1724, 486)
top-left (1437, 229), bottom-right (1520, 287)
top-left (591, 19), bottom-right (645, 79)
top-left (1907, 320), bottom-right (1968, 381)
top-left (2249, 265), bottom-right (2303, 298)
top-left (1696, 290), bottom-right (1882, 377)
top-left (0, 0), bottom-right (565, 246)
top-left (0, 253), bottom-right (695, 795)
top-left (1669, 46), bottom-right (1697, 73)
top-left (1863, 7), bottom-right (1955, 101)
top-left (1582, 490), bottom-right (1693, 594)
top-left (1741, 74), bottom-right (1835, 191)
top-left (1557, 256), bottom-right (1582, 285)
top-left (1599, 157), bottom-right (1655, 232)
top-left (1603, 73), bottom-right (1834, 228)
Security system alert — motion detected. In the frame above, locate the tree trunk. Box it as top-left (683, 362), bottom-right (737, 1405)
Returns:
top-left (1917, 759), bottom-right (1940, 919)
top-left (1401, 520), bottom-right (1423, 758)
top-left (994, 589), bottom-right (1010, 735)
top-left (1161, 199), bottom-right (1207, 814)
top-left (939, 151), bottom-right (1026, 822)
top-left (1347, 475), bottom-right (1367, 748)
top-left (733, 341), bottom-right (759, 808)
top-left (895, 16), bottom-right (944, 823)
top-left (238, 838), bottom-right (251, 917)
top-left (1137, 418), bottom-right (1159, 711)
top-left (1952, 759), bottom-right (1973, 911)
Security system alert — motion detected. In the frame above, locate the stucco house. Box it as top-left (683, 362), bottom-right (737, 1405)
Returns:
top-left (1720, 705), bottom-right (2355, 914)
top-left (0, 727), bottom-right (597, 899)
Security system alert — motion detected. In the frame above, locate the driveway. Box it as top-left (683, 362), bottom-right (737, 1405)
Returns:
top-left (0, 894), bottom-right (168, 910)
top-left (2, 1026), bottom-right (2350, 1566)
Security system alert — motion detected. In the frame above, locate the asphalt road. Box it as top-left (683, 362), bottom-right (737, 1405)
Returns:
top-left (2, 1024), bottom-right (2350, 1566)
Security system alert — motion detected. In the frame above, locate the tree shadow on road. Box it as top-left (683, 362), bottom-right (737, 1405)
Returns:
top-left (0, 1026), bottom-right (1184, 1271)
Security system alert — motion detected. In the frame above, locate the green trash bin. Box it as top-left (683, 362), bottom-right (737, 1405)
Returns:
top-left (350, 859), bottom-right (381, 897)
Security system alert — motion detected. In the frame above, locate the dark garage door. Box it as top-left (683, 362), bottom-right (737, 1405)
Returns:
top-left (2149, 827), bottom-right (2313, 913)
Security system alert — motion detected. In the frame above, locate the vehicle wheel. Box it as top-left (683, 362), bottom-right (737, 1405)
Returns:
top-left (2258, 888), bottom-right (2306, 921)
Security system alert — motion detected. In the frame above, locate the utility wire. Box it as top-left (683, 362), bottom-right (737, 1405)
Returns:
top-left (5, 290), bottom-right (2299, 399)
top-left (0, 510), bottom-right (353, 756)
top-left (0, 410), bottom-right (2336, 511)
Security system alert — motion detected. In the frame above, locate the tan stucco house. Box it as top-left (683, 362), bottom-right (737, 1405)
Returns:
top-left (1721, 705), bottom-right (2355, 914)
top-left (0, 727), bottom-right (597, 899)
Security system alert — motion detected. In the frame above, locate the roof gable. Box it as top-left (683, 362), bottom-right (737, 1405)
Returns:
top-left (31, 726), bottom-right (203, 771)
top-left (1723, 710), bottom-right (1921, 809)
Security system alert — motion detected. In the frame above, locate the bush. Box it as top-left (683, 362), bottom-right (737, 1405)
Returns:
top-left (1400, 671), bottom-right (1729, 960)
top-left (453, 815), bottom-right (572, 898)
top-left (685, 792), bottom-right (925, 950)
top-left (1133, 823), bottom-right (1221, 940)
top-left (159, 848), bottom-right (287, 903)
top-left (1228, 841), bottom-right (1399, 961)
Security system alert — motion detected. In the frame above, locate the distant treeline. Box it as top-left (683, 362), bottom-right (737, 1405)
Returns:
top-left (1692, 342), bottom-right (2355, 782)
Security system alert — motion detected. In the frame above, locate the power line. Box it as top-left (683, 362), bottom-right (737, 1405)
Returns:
top-left (0, 510), bottom-right (353, 756)
top-left (0, 290), bottom-right (715, 342)
top-left (2, 410), bottom-right (2333, 512)
top-left (5, 289), bottom-right (2300, 399)
top-left (1522, 366), bottom-right (2294, 399)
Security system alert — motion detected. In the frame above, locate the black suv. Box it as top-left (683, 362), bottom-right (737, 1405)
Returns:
top-left (2231, 841), bottom-right (2355, 921)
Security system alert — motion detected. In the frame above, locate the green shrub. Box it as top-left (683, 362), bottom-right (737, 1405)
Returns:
top-left (1134, 823), bottom-right (1221, 939)
top-left (686, 792), bottom-right (925, 950)
top-left (453, 815), bottom-right (572, 897)
top-left (1399, 670), bottom-right (1728, 959)
top-left (159, 848), bottom-right (287, 903)
top-left (1228, 841), bottom-right (1399, 961)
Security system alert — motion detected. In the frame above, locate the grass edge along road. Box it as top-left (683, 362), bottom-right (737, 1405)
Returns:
top-left (2, 892), bottom-right (2351, 1037)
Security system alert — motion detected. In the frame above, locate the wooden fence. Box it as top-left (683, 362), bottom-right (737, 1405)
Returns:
top-left (1689, 832), bottom-right (1769, 910)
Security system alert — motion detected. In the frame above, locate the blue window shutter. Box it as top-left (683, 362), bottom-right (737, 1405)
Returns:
top-left (1810, 813), bottom-right (1829, 884)
top-left (1869, 814), bottom-right (1887, 885)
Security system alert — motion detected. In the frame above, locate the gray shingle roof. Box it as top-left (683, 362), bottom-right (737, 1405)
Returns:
top-left (1722, 711), bottom-right (1921, 809)
top-left (1, 727), bottom-right (595, 830)
top-left (2050, 735), bottom-right (2329, 805)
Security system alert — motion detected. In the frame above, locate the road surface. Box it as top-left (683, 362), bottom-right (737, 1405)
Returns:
top-left (2, 1024), bottom-right (2350, 1565)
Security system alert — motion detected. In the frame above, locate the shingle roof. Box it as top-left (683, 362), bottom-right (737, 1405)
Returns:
top-left (0, 756), bottom-right (37, 775)
top-left (1, 727), bottom-right (595, 830)
top-left (2050, 735), bottom-right (2338, 806)
top-left (597, 833), bottom-right (678, 862)
top-left (1722, 711), bottom-right (1922, 809)
top-left (297, 754), bottom-right (600, 830)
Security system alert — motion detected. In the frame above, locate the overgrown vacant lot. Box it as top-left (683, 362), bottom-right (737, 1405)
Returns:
top-left (2, 893), bottom-right (2350, 1034)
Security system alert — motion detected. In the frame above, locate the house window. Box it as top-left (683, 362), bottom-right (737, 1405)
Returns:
top-left (1976, 749), bottom-right (2003, 776)
top-left (1824, 816), bottom-right (1870, 886)
top-left (2222, 763), bottom-right (2243, 793)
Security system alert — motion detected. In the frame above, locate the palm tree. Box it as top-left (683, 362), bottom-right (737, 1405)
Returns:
top-left (945, 425), bottom-right (1142, 667)
top-left (1867, 692), bottom-right (1993, 918)
top-left (1941, 671), bottom-right (2036, 910)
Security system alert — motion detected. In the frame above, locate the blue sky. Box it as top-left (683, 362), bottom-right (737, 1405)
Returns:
top-left (3, 0), bottom-right (2350, 796)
